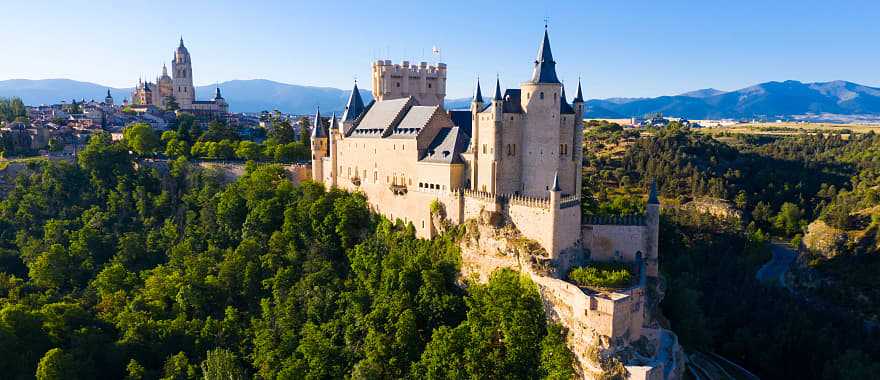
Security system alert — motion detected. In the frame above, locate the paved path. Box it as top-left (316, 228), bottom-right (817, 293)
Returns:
top-left (756, 242), bottom-right (797, 287)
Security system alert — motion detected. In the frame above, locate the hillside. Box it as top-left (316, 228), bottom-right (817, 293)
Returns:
top-left (3, 78), bottom-right (880, 118)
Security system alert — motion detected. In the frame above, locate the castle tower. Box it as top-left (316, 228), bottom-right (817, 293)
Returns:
top-left (520, 26), bottom-right (564, 197)
top-left (104, 90), bottom-right (114, 106)
top-left (310, 108), bottom-right (328, 181)
top-left (371, 59), bottom-right (447, 106)
top-left (469, 79), bottom-right (484, 189)
top-left (172, 38), bottom-right (195, 109)
top-left (548, 171), bottom-right (562, 258)
top-left (573, 80), bottom-right (585, 197)
top-left (327, 114), bottom-right (339, 187)
top-left (645, 180), bottom-right (660, 277)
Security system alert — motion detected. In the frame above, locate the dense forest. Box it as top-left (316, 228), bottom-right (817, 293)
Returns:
top-left (0, 132), bottom-right (574, 379)
top-left (581, 121), bottom-right (880, 378)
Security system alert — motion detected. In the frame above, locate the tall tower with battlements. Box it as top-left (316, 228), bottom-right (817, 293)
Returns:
top-left (371, 60), bottom-right (447, 106)
top-left (172, 38), bottom-right (195, 109)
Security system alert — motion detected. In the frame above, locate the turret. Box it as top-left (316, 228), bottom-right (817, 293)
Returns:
top-left (645, 180), bottom-right (660, 277)
top-left (310, 108), bottom-right (328, 182)
top-left (104, 89), bottom-right (114, 106)
top-left (470, 78), bottom-right (484, 190)
top-left (328, 114), bottom-right (339, 187)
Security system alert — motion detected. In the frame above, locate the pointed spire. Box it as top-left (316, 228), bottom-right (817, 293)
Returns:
top-left (560, 84), bottom-right (567, 102)
top-left (648, 180), bottom-right (659, 204)
top-left (179, 37), bottom-right (184, 48)
top-left (106, 89), bottom-right (112, 98)
top-left (311, 107), bottom-right (327, 138)
top-left (341, 82), bottom-right (365, 123)
top-left (574, 78), bottom-right (584, 103)
top-left (162, 63), bottom-right (168, 77)
top-left (473, 78), bottom-right (483, 103)
top-left (552, 171), bottom-right (561, 192)
top-left (214, 87), bottom-right (223, 100)
top-left (329, 113), bottom-right (339, 130)
top-left (530, 26), bottom-right (560, 84)
top-left (493, 76), bottom-right (503, 101)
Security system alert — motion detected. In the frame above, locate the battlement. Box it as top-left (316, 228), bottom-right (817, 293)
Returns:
top-left (584, 214), bottom-right (647, 226)
top-left (372, 59), bottom-right (447, 106)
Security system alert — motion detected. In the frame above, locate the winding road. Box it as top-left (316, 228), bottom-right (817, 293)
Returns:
top-left (755, 242), bottom-right (797, 287)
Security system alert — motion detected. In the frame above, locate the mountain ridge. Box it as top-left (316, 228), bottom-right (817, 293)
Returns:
top-left (2, 78), bottom-right (879, 118)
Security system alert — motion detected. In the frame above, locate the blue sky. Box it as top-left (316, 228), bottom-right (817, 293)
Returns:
top-left (2, 0), bottom-right (877, 99)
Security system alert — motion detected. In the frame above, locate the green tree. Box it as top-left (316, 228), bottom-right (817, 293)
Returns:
top-left (36, 348), bottom-right (78, 380)
top-left (235, 140), bottom-right (262, 161)
top-left (123, 123), bottom-right (161, 156)
top-left (200, 349), bottom-right (246, 380)
top-left (774, 202), bottom-right (804, 236)
top-left (163, 96), bottom-right (179, 111)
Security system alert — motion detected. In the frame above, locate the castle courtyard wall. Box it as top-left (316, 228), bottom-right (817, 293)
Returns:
top-left (582, 224), bottom-right (648, 263)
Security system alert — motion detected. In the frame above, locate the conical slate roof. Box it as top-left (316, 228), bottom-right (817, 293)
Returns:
top-left (648, 180), bottom-right (659, 204)
top-left (530, 28), bottom-right (560, 84)
top-left (493, 77), bottom-right (503, 101)
top-left (552, 171), bottom-right (561, 192)
top-left (341, 82), bottom-right (366, 123)
top-left (560, 85), bottom-right (574, 114)
top-left (473, 79), bottom-right (484, 103)
top-left (311, 108), bottom-right (327, 138)
top-left (574, 80), bottom-right (584, 103)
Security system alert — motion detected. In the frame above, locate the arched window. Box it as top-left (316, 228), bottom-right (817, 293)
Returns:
top-left (539, 92), bottom-right (545, 100)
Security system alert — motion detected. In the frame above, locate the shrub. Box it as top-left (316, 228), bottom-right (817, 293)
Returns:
top-left (568, 262), bottom-right (633, 289)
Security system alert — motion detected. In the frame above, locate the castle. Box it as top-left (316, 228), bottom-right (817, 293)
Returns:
top-left (310, 27), bottom-right (677, 379)
top-left (131, 39), bottom-right (228, 118)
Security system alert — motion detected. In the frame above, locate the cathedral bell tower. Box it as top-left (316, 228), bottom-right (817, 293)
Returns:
top-left (172, 38), bottom-right (195, 109)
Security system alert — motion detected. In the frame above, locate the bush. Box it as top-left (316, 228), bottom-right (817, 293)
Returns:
top-left (568, 262), bottom-right (634, 289)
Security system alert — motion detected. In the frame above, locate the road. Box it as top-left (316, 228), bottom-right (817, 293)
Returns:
top-left (755, 242), bottom-right (797, 287)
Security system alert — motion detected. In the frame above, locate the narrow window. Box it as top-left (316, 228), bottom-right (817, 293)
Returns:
top-left (540, 92), bottom-right (544, 100)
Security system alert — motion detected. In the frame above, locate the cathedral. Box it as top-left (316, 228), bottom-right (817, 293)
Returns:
top-left (131, 38), bottom-right (228, 118)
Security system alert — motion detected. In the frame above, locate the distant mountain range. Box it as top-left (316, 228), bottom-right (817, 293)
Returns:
top-left (585, 80), bottom-right (880, 119)
top-left (2, 78), bottom-right (879, 119)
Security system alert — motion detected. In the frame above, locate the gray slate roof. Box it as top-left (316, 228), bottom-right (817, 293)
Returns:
top-left (421, 126), bottom-right (467, 164)
top-left (473, 80), bottom-right (484, 103)
top-left (350, 97), bottom-right (411, 137)
top-left (389, 105), bottom-right (438, 138)
top-left (530, 28), bottom-right (560, 84)
top-left (341, 83), bottom-right (366, 122)
top-left (560, 85), bottom-right (574, 114)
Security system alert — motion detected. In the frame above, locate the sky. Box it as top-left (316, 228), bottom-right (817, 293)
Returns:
top-left (1, 0), bottom-right (878, 99)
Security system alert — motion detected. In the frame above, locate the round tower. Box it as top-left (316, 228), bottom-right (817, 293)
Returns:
top-left (645, 180), bottom-right (661, 277)
top-left (310, 108), bottom-right (328, 182)
top-left (520, 26), bottom-right (563, 197)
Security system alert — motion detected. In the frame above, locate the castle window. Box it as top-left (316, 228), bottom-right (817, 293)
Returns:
top-left (396, 82), bottom-right (400, 88)
top-left (540, 92), bottom-right (544, 99)
top-left (482, 144), bottom-right (486, 154)
top-left (428, 84), bottom-right (432, 88)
